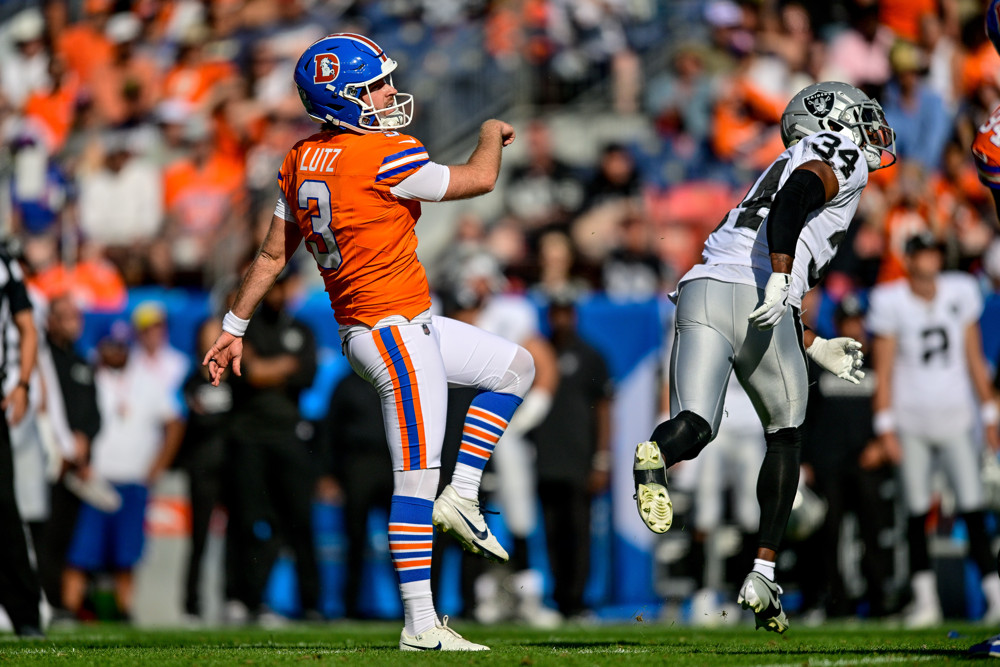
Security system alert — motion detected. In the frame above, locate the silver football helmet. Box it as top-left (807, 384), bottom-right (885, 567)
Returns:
top-left (780, 81), bottom-right (896, 172)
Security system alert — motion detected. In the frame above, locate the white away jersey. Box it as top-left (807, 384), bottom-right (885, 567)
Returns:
top-left (679, 131), bottom-right (869, 307)
top-left (866, 272), bottom-right (982, 436)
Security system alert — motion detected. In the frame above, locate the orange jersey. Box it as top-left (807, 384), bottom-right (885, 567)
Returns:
top-left (973, 104), bottom-right (1000, 190)
top-left (277, 130), bottom-right (432, 327)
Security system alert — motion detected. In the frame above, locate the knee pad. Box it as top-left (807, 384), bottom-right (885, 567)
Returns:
top-left (764, 426), bottom-right (802, 451)
top-left (495, 345), bottom-right (535, 398)
top-left (651, 410), bottom-right (714, 465)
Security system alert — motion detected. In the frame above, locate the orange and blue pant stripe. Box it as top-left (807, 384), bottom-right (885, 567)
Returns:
top-left (374, 326), bottom-right (427, 471)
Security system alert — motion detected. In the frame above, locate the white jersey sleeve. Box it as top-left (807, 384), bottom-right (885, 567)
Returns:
top-left (389, 161), bottom-right (450, 201)
top-left (865, 280), bottom-right (902, 337)
top-left (678, 131), bottom-right (869, 307)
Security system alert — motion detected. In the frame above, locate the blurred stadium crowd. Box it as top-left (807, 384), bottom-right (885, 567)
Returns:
top-left (3, 0), bottom-right (1000, 631)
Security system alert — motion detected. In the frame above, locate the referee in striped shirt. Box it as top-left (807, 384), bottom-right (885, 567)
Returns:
top-left (0, 246), bottom-right (43, 637)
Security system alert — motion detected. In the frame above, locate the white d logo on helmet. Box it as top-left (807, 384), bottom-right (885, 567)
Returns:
top-left (803, 91), bottom-right (834, 118)
top-left (313, 54), bottom-right (340, 84)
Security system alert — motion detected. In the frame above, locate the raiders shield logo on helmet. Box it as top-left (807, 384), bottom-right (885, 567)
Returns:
top-left (803, 91), bottom-right (834, 118)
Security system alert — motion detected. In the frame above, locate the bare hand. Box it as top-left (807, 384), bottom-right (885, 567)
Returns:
top-left (484, 119), bottom-right (516, 147)
top-left (316, 476), bottom-right (343, 503)
top-left (203, 331), bottom-right (243, 386)
top-left (2, 385), bottom-right (29, 425)
top-left (879, 432), bottom-right (903, 465)
top-left (858, 440), bottom-right (885, 470)
top-left (588, 469), bottom-right (610, 495)
top-left (987, 423), bottom-right (1000, 452)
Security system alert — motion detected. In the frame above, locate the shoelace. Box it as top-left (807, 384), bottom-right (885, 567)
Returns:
top-left (438, 615), bottom-right (462, 638)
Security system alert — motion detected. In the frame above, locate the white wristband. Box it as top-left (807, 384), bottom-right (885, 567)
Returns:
top-left (222, 310), bottom-right (250, 337)
top-left (873, 409), bottom-right (896, 436)
top-left (982, 401), bottom-right (1000, 426)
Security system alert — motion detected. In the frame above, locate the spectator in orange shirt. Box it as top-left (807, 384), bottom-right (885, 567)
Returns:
top-left (162, 25), bottom-right (236, 115)
top-left (879, 0), bottom-right (938, 42)
top-left (876, 164), bottom-right (939, 283)
top-left (55, 0), bottom-right (113, 87)
top-left (162, 119), bottom-right (246, 286)
top-left (88, 13), bottom-right (161, 127)
top-left (23, 57), bottom-right (79, 153)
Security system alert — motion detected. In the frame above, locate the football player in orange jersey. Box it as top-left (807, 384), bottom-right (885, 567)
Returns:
top-left (203, 33), bottom-right (531, 651)
top-left (968, 0), bottom-right (1000, 656)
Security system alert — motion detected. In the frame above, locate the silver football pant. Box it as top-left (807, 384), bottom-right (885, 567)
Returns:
top-left (669, 278), bottom-right (809, 435)
top-left (897, 428), bottom-right (984, 515)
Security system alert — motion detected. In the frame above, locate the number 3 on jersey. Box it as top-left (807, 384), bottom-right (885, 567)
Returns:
top-left (299, 180), bottom-right (343, 271)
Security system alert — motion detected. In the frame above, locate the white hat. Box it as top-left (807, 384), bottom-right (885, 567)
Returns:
top-left (106, 12), bottom-right (141, 44)
top-left (704, 1), bottom-right (742, 28)
top-left (9, 9), bottom-right (44, 43)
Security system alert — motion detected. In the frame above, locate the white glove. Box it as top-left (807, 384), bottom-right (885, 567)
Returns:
top-left (807, 336), bottom-right (865, 384)
top-left (749, 272), bottom-right (791, 330)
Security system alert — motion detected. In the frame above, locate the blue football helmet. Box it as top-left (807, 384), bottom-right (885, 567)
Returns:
top-left (293, 33), bottom-right (413, 133)
top-left (989, 0), bottom-right (1000, 56)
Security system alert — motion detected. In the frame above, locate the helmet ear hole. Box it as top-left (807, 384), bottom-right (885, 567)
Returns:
top-left (827, 120), bottom-right (843, 132)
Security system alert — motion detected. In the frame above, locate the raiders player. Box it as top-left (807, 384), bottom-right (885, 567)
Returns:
top-left (868, 232), bottom-right (1000, 628)
top-left (632, 81), bottom-right (896, 634)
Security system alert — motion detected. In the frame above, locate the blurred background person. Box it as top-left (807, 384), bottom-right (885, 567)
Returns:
top-left (35, 294), bottom-right (100, 618)
top-left (531, 290), bottom-right (613, 622)
top-left (224, 268), bottom-right (320, 624)
top-left (799, 294), bottom-right (898, 621)
top-left (869, 233), bottom-right (1000, 627)
top-left (176, 316), bottom-right (232, 624)
top-left (62, 320), bottom-right (184, 622)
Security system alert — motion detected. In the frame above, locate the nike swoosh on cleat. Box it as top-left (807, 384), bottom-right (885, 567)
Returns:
top-left (458, 513), bottom-right (490, 541)
top-left (401, 641), bottom-right (442, 650)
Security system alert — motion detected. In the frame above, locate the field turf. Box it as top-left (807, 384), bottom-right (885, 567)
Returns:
top-left (0, 620), bottom-right (992, 666)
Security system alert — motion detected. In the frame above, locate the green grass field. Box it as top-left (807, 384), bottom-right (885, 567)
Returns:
top-left (0, 621), bottom-right (991, 666)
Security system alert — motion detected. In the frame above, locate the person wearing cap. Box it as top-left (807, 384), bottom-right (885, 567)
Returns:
top-left (130, 301), bottom-right (188, 404)
top-left (868, 232), bottom-right (1000, 627)
top-left (797, 294), bottom-right (897, 620)
top-left (62, 319), bottom-right (184, 622)
top-left (1, 8), bottom-right (49, 109)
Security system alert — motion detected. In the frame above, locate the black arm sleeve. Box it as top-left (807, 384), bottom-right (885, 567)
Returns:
top-left (766, 168), bottom-right (828, 258)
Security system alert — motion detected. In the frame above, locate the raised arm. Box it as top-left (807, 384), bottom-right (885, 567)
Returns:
top-left (748, 160), bottom-right (840, 330)
top-left (440, 120), bottom-right (516, 201)
top-left (202, 215), bottom-right (303, 384)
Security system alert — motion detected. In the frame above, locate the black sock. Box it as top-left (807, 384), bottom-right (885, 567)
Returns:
top-left (907, 513), bottom-right (931, 574)
top-left (961, 510), bottom-right (994, 577)
top-left (756, 428), bottom-right (802, 552)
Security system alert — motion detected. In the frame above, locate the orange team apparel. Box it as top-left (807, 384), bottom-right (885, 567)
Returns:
top-left (972, 104), bottom-right (1000, 193)
top-left (277, 130), bottom-right (432, 327)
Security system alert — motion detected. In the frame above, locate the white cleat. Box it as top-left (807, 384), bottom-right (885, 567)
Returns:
top-left (433, 485), bottom-right (509, 563)
top-left (902, 602), bottom-right (943, 629)
top-left (738, 571), bottom-right (789, 634)
top-left (399, 616), bottom-right (490, 651)
top-left (633, 441), bottom-right (672, 533)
